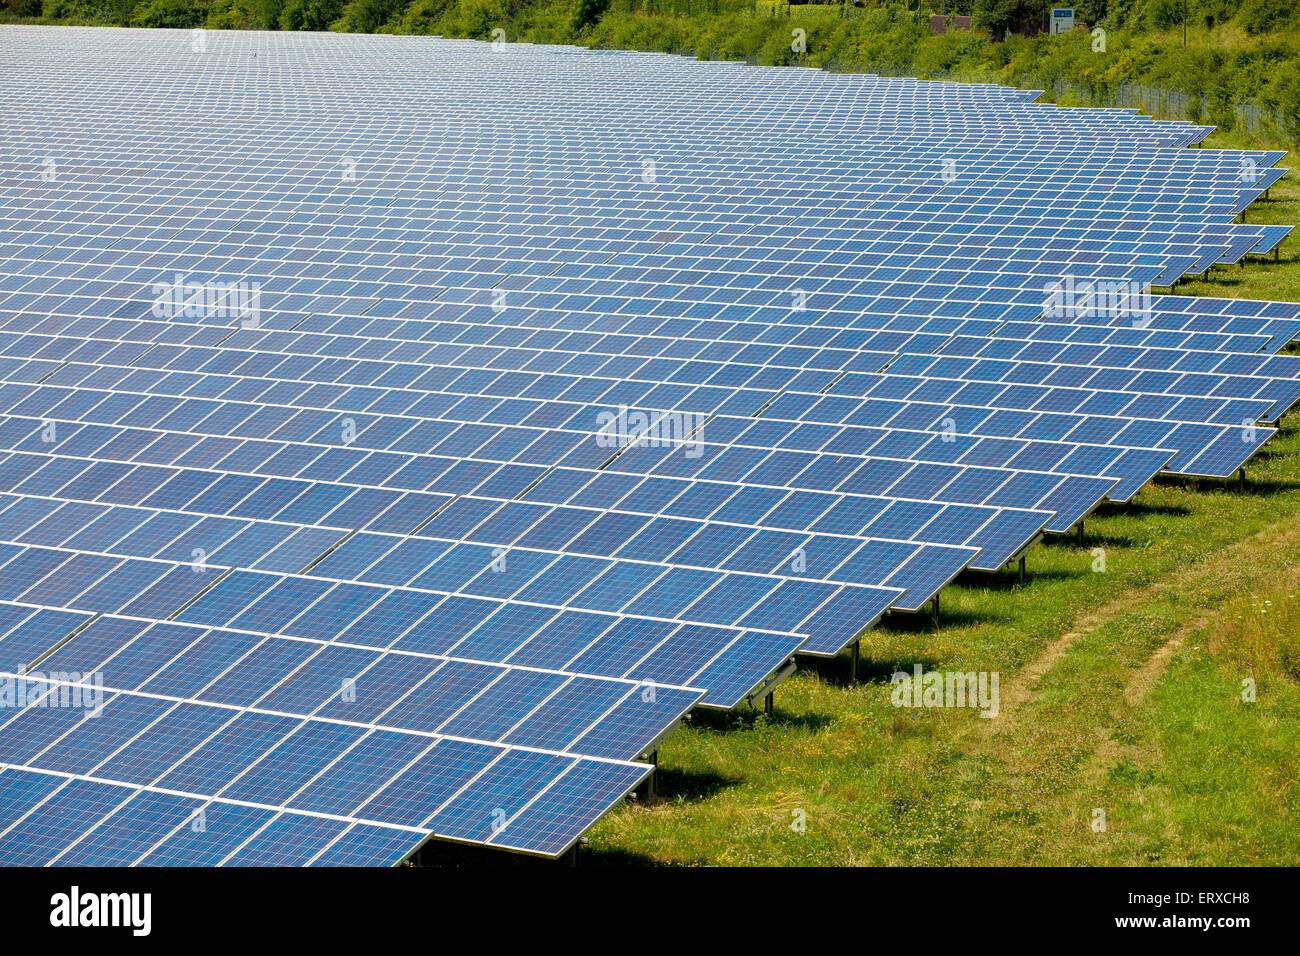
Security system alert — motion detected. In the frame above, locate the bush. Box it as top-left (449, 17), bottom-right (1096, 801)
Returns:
top-left (570, 0), bottom-right (607, 33)
top-left (971, 0), bottom-right (1041, 35)
top-left (40, 0), bottom-right (135, 23)
top-left (206, 0), bottom-right (279, 26)
top-left (1259, 59), bottom-right (1300, 145)
top-left (1143, 0), bottom-right (1183, 30)
top-left (279, 0), bottom-right (342, 29)
top-left (1237, 0), bottom-right (1292, 36)
top-left (130, 0), bottom-right (206, 26)
top-left (451, 0), bottom-right (503, 38)
top-left (335, 0), bottom-right (409, 31)
top-left (385, 0), bottom-right (449, 33)
top-left (1073, 0), bottom-right (1105, 25)
top-left (912, 30), bottom-right (988, 76)
top-left (3, 0), bottom-right (45, 17)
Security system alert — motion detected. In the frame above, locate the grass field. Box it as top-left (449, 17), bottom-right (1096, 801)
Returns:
top-left (584, 133), bottom-right (1300, 867)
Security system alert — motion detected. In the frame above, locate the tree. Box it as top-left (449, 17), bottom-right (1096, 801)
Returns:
top-left (279, 0), bottom-right (344, 29)
top-left (971, 0), bottom-right (1045, 36)
top-left (571, 0), bottom-right (610, 33)
top-left (336, 0), bottom-right (409, 31)
top-left (129, 0), bottom-right (207, 26)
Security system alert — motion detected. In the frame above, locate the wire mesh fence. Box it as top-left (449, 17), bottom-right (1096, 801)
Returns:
top-left (817, 61), bottom-right (1292, 143)
top-left (1046, 79), bottom-right (1290, 141)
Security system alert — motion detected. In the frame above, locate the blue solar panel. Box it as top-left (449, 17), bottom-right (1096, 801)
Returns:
top-left (0, 25), bottom-right (1294, 865)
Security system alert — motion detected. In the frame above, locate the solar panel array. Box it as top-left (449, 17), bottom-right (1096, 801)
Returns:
top-left (0, 26), bottom-right (1295, 865)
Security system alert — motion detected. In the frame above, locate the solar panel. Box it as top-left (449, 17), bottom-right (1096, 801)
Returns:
top-left (0, 25), bottom-right (1295, 864)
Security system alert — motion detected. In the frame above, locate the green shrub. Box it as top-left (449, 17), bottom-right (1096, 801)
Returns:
top-left (335, 0), bottom-right (409, 31)
top-left (452, 0), bottom-right (503, 37)
top-left (971, 0), bottom-right (1040, 35)
top-left (385, 0), bottom-right (448, 33)
top-left (279, 0), bottom-right (342, 28)
top-left (1259, 59), bottom-right (1300, 145)
top-left (570, 0), bottom-right (607, 33)
top-left (130, 0), bottom-right (207, 26)
top-left (205, 0), bottom-right (280, 25)
top-left (3, 0), bottom-right (45, 16)
top-left (913, 30), bottom-right (987, 76)
top-left (1237, 0), bottom-right (1292, 36)
top-left (40, 0), bottom-right (134, 23)
top-left (1143, 0), bottom-right (1183, 30)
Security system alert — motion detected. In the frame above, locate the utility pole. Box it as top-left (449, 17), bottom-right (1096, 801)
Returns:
top-left (1183, 0), bottom-right (1187, 47)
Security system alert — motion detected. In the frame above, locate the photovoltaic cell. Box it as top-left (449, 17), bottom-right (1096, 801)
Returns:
top-left (0, 25), bottom-right (1293, 865)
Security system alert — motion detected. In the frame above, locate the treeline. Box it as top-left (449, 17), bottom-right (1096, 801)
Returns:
top-left (4, 0), bottom-right (1298, 143)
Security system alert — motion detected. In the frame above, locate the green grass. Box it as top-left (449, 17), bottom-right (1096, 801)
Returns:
top-left (584, 150), bottom-right (1300, 867)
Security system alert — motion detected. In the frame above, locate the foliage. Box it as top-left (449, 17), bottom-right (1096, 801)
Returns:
top-left (1260, 62), bottom-right (1300, 157)
top-left (971, 0), bottom-right (1043, 35)
top-left (570, 0), bottom-right (607, 33)
top-left (205, 0), bottom-right (278, 27)
top-left (2, 0), bottom-right (44, 16)
top-left (1238, 0), bottom-right (1292, 36)
top-left (279, 0), bottom-right (342, 29)
top-left (129, 0), bottom-right (207, 27)
top-left (39, 0), bottom-right (134, 23)
top-left (335, 0), bottom-right (409, 32)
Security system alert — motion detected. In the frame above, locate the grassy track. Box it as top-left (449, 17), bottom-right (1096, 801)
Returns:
top-left (585, 135), bottom-right (1300, 867)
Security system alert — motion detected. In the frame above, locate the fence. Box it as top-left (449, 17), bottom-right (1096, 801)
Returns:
top-left (1046, 79), bottom-right (1289, 141)
top-left (821, 61), bottom-right (1292, 143)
